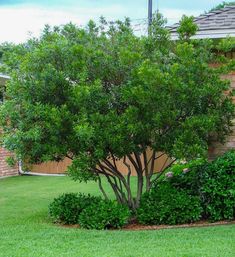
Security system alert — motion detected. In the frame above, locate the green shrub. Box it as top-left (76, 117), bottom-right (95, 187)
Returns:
top-left (49, 193), bottom-right (101, 225)
top-left (162, 151), bottom-right (235, 222)
top-left (49, 193), bottom-right (130, 229)
top-left (137, 183), bottom-right (202, 225)
top-left (160, 158), bottom-right (206, 197)
top-left (5, 156), bottom-right (17, 167)
top-left (200, 151), bottom-right (235, 221)
top-left (78, 200), bottom-right (130, 230)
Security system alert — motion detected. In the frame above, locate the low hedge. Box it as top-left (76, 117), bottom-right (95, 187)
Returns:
top-left (49, 193), bottom-right (102, 225)
top-left (79, 200), bottom-right (130, 230)
top-left (200, 151), bottom-right (235, 221)
top-left (137, 183), bottom-right (202, 225)
top-left (49, 193), bottom-right (130, 229)
top-left (163, 150), bottom-right (235, 222)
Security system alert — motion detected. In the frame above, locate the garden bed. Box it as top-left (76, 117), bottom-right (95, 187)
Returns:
top-left (50, 151), bottom-right (235, 231)
top-left (123, 220), bottom-right (235, 231)
top-left (61, 220), bottom-right (235, 231)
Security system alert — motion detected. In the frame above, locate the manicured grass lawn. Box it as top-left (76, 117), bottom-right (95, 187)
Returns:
top-left (0, 176), bottom-right (234, 257)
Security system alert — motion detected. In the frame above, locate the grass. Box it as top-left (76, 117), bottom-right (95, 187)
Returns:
top-left (0, 176), bottom-right (235, 257)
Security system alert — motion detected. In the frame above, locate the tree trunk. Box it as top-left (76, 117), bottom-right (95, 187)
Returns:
top-left (95, 150), bottom-right (173, 211)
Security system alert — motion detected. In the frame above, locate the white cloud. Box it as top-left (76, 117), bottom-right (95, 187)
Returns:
top-left (162, 8), bottom-right (202, 24)
top-left (0, 4), bottom-right (203, 43)
top-left (0, 4), bottom-right (126, 43)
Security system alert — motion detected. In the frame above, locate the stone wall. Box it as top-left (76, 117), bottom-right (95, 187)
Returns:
top-left (0, 148), bottom-right (18, 178)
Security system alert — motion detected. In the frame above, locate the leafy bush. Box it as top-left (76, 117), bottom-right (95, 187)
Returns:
top-left (200, 151), bottom-right (235, 221)
top-left (49, 193), bottom-right (130, 229)
top-left (5, 156), bottom-right (17, 167)
top-left (162, 151), bottom-right (235, 222)
top-left (49, 193), bottom-right (101, 225)
top-left (137, 183), bottom-right (202, 225)
top-left (78, 200), bottom-right (130, 230)
top-left (160, 158), bottom-right (206, 196)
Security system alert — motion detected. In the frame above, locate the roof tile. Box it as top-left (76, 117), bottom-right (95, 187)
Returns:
top-left (168, 5), bottom-right (235, 33)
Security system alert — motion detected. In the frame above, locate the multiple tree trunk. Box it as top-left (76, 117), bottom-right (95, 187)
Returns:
top-left (94, 149), bottom-right (175, 210)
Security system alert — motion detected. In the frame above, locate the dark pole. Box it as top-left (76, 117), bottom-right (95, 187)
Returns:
top-left (148, 0), bottom-right (153, 35)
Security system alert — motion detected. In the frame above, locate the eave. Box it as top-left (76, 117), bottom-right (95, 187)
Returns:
top-left (0, 74), bottom-right (10, 86)
top-left (170, 29), bottom-right (235, 40)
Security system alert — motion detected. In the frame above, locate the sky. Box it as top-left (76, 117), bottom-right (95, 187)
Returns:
top-left (0, 0), bottom-right (226, 43)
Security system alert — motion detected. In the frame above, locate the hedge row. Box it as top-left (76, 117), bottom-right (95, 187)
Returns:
top-left (49, 150), bottom-right (235, 229)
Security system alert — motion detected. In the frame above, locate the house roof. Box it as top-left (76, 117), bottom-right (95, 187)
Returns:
top-left (169, 5), bottom-right (235, 40)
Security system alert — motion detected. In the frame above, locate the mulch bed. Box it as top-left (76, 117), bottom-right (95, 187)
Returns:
top-left (123, 220), bottom-right (235, 231)
top-left (61, 220), bottom-right (235, 231)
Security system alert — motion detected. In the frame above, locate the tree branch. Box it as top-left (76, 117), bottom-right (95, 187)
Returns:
top-left (127, 154), bottom-right (141, 175)
top-left (142, 149), bottom-right (149, 177)
top-left (97, 175), bottom-right (109, 201)
top-left (150, 158), bottom-right (177, 187)
top-left (123, 156), bottom-right (132, 187)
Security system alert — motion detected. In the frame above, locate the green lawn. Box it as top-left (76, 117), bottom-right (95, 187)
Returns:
top-left (0, 176), bottom-right (234, 257)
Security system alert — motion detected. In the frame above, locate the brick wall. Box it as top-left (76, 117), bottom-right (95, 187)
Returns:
top-left (209, 71), bottom-right (235, 159)
top-left (0, 147), bottom-right (18, 177)
top-left (0, 76), bottom-right (18, 177)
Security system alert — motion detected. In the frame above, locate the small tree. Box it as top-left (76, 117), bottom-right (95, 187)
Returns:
top-left (0, 15), bottom-right (234, 210)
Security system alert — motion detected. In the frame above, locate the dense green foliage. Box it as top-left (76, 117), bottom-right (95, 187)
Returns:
top-left (177, 15), bottom-right (198, 41)
top-left (161, 160), bottom-right (206, 197)
top-left (138, 150), bottom-right (235, 225)
top-left (137, 183), bottom-right (202, 225)
top-left (49, 192), bottom-right (130, 229)
top-left (79, 200), bottom-right (130, 230)
top-left (200, 151), bottom-right (235, 221)
top-left (49, 193), bottom-right (101, 225)
top-left (163, 151), bottom-right (235, 222)
top-left (0, 15), bottom-right (234, 209)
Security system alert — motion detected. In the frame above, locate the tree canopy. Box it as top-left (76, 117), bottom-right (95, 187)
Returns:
top-left (0, 15), bottom-right (234, 210)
